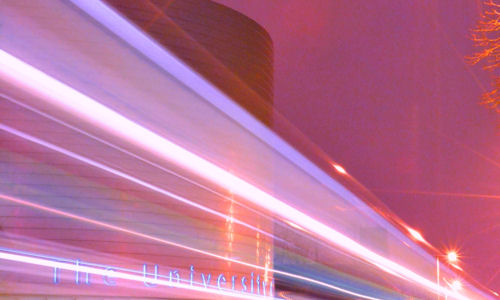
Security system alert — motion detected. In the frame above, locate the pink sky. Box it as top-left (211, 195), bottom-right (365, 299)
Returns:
top-left (215, 0), bottom-right (500, 292)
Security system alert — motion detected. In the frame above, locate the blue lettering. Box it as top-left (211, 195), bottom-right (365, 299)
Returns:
top-left (74, 259), bottom-right (90, 285)
top-left (53, 266), bottom-right (59, 284)
top-left (75, 259), bottom-right (80, 284)
top-left (189, 265), bottom-right (194, 286)
top-left (143, 264), bottom-right (158, 287)
top-left (241, 276), bottom-right (247, 292)
top-left (169, 269), bottom-right (180, 284)
top-left (250, 272), bottom-right (254, 293)
top-left (103, 267), bottom-right (116, 286)
top-left (231, 275), bottom-right (237, 290)
top-left (217, 274), bottom-right (226, 290)
top-left (201, 272), bottom-right (212, 288)
top-left (41, 252), bottom-right (272, 295)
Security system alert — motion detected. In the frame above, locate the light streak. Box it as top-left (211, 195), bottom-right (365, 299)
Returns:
top-left (0, 92), bottom-right (288, 246)
top-left (371, 189), bottom-right (500, 200)
top-left (283, 220), bottom-right (307, 232)
top-left (0, 122), bottom-right (275, 242)
top-left (332, 164), bottom-right (348, 175)
top-left (0, 250), bottom-right (271, 300)
top-left (0, 192), bottom-right (383, 300)
top-left (451, 264), bottom-right (464, 271)
top-left (444, 278), bottom-right (464, 292)
top-left (406, 227), bottom-right (431, 247)
top-left (0, 192), bottom-right (240, 267)
top-left (0, 49), bottom-right (470, 299)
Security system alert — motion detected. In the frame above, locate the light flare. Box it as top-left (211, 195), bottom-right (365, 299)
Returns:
top-left (0, 49), bottom-right (471, 300)
top-left (451, 280), bottom-right (463, 291)
top-left (0, 122), bottom-right (277, 243)
top-left (0, 192), bottom-right (383, 300)
top-left (447, 251), bottom-right (459, 263)
top-left (332, 164), bottom-right (348, 175)
top-left (406, 227), bottom-right (430, 247)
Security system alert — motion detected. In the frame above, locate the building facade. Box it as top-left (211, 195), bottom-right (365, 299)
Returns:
top-left (0, 0), bottom-right (493, 299)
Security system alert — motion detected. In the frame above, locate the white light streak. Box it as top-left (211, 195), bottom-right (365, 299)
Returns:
top-left (0, 251), bottom-right (270, 299)
top-left (0, 49), bottom-right (470, 300)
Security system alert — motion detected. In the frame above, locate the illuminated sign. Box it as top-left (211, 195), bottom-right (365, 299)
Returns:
top-left (0, 247), bottom-right (274, 297)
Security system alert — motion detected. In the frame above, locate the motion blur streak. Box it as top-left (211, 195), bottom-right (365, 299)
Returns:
top-left (0, 192), bottom-right (247, 268)
top-left (0, 251), bottom-right (270, 300)
top-left (373, 189), bottom-right (500, 200)
top-left (0, 120), bottom-right (383, 299)
top-left (0, 49), bottom-right (465, 300)
top-left (0, 91), bottom-right (285, 240)
top-left (0, 122), bottom-right (275, 241)
top-left (0, 193), bottom-right (381, 300)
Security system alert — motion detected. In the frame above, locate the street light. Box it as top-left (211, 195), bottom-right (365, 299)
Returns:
top-left (447, 251), bottom-right (458, 263)
top-left (450, 279), bottom-right (463, 291)
top-left (404, 228), bottom-right (462, 300)
top-left (404, 228), bottom-right (442, 299)
top-left (437, 250), bottom-right (461, 300)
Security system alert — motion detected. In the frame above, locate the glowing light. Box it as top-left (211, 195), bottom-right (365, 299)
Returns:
top-left (450, 280), bottom-right (463, 291)
top-left (332, 164), bottom-right (347, 175)
top-left (0, 123), bottom-right (277, 243)
top-left (0, 49), bottom-right (470, 299)
top-left (407, 227), bottom-right (426, 244)
top-left (283, 220), bottom-right (306, 232)
top-left (0, 251), bottom-right (269, 299)
top-left (0, 193), bottom-right (382, 300)
top-left (451, 263), bottom-right (463, 271)
top-left (447, 251), bottom-right (458, 263)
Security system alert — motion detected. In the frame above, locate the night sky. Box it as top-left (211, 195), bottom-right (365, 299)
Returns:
top-left (215, 0), bottom-right (500, 292)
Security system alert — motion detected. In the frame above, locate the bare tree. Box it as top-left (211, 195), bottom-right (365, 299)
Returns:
top-left (469, 0), bottom-right (500, 112)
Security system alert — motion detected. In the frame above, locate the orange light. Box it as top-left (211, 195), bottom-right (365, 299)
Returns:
top-left (407, 227), bottom-right (426, 243)
top-left (333, 164), bottom-right (347, 175)
top-left (450, 279), bottom-right (462, 291)
top-left (447, 251), bottom-right (458, 263)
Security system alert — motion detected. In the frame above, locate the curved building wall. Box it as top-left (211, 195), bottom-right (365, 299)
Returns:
top-left (0, 0), bottom-right (493, 299)
top-left (103, 0), bottom-right (274, 124)
top-left (0, 0), bottom-right (275, 298)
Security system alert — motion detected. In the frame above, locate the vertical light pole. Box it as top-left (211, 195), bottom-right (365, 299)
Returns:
top-left (440, 251), bottom-right (459, 300)
top-left (405, 228), bottom-right (462, 300)
top-left (406, 228), bottom-right (443, 299)
top-left (437, 256), bottom-right (440, 300)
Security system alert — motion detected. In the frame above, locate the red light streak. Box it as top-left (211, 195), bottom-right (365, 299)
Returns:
top-left (0, 123), bottom-right (276, 242)
top-left (0, 251), bottom-right (270, 299)
top-left (0, 49), bottom-right (470, 300)
top-left (0, 193), bottom-right (383, 300)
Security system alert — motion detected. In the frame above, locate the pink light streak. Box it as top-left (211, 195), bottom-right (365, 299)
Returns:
top-left (0, 250), bottom-right (270, 299)
top-left (0, 49), bottom-right (469, 299)
top-left (0, 122), bottom-right (275, 242)
top-left (0, 192), bottom-right (382, 300)
top-left (0, 92), bottom-right (286, 244)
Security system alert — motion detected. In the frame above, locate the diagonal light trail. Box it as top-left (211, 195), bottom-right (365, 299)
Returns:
top-left (0, 124), bottom-right (383, 300)
top-left (372, 189), bottom-right (500, 200)
top-left (0, 48), bottom-right (469, 299)
top-left (0, 192), bottom-right (383, 300)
